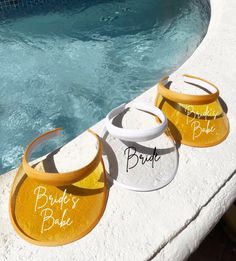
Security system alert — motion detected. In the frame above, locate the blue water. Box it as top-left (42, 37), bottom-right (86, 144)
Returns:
top-left (0, 0), bottom-right (210, 174)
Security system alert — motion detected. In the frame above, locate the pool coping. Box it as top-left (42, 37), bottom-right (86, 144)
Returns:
top-left (155, 0), bottom-right (236, 259)
top-left (1, 0), bottom-right (236, 260)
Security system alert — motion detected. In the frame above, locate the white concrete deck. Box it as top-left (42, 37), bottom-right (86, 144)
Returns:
top-left (1, 0), bottom-right (236, 260)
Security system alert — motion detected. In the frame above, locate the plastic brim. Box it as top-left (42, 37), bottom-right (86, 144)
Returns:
top-left (9, 161), bottom-right (107, 246)
top-left (156, 94), bottom-right (229, 147)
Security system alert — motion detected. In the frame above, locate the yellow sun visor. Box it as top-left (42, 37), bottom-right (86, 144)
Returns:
top-left (155, 74), bottom-right (230, 147)
top-left (9, 129), bottom-right (107, 246)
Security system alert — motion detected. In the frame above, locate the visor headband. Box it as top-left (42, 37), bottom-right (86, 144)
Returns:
top-left (105, 102), bottom-right (167, 142)
top-left (158, 74), bottom-right (219, 105)
top-left (22, 128), bottom-right (102, 186)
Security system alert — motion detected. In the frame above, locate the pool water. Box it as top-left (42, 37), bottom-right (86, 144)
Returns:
top-left (0, 0), bottom-right (210, 174)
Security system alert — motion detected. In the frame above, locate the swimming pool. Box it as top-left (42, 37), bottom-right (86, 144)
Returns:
top-left (0, 0), bottom-right (210, 174)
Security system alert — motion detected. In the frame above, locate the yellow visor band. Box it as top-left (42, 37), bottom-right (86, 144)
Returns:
top-left (22, 128), bottom-right (103, 186)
